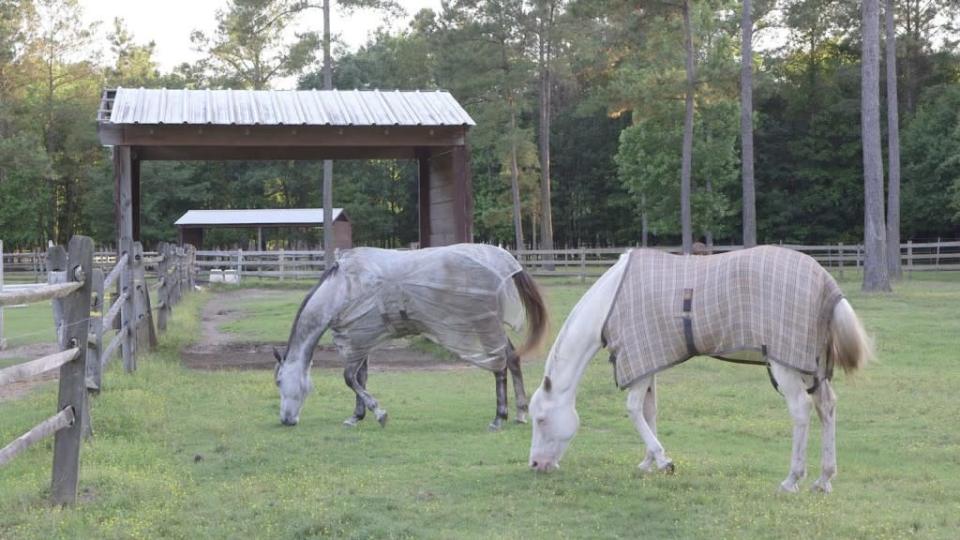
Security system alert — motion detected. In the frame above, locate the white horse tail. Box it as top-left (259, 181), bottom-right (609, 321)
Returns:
top-left (512, 270), bottom-right (549, 358)
top-left (828, 298), bottom-right (872, 374)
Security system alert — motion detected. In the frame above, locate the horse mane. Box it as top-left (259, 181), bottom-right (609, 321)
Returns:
top-left (285, 263), bottom-right (339, 352)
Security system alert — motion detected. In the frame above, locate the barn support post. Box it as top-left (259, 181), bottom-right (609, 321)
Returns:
top-left (115, 146), bottom-right (136, 373)
top-left (452, 145), bottom-right (471, 243)
top-left (131, 157), bottom-right (141, 242)
top-left (51, 235), bottom-right (93, 506)
top-left (417, 149), bottom-right (431, 248)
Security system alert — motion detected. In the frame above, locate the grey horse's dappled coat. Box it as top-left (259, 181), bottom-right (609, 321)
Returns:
top-left (603, 246), bottom-right (844, 389)
top-left (328, 244), bottom-right (525, 371)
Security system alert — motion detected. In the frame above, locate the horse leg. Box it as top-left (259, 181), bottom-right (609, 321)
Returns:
top-left (345, 358), bottom-right (388, 427)
top-left (341, 357), bottom-right (369, 427)
top-left (489, 367), bottom-right (509, 431)
top-left (811, 379), bottom-right (838, 493)
top-left (627, 377), bottom-right (673, 473)
top-left (637, 375), bottom-right (659, 472)
top-left (506, 341), bottom-right (529, 423)
top-left (771, 363), bottom-right (813, 493)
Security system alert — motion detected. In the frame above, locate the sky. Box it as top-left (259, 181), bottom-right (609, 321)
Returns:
top-left (80, 0), bottom-right (443, 87)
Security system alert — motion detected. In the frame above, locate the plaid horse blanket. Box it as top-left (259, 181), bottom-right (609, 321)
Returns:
top-left (602, 246), bottom-right (843, 389)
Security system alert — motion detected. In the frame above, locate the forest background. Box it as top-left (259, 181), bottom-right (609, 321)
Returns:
top-left (0, 0), bottom-right (958, 250)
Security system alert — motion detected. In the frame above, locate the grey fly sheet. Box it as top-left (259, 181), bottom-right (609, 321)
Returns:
top-left (327, 244), bottom-right (525, 372)
top-left (602, 246), bottom-right (844, 389)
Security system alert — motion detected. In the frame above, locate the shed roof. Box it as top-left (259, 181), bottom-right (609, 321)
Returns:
top-left (175, 208), bottom-right (347, 227)
top-left (101, 88), bottom-right (475, 127)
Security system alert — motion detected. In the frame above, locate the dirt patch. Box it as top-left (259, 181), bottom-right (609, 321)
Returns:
top-left (182, 289), bottom-right (464, 372)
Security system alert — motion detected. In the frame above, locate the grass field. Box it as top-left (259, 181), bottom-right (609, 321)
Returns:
top-left (1, 274), bottom-right (959, 538)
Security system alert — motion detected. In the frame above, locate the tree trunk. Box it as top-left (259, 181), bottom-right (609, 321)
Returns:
top-left (641, 195), bottom-right (649, 247)
top-left (322, 0), bottom-right (335, 267)
top-left (538, 2), bottom-right (555, 268)
top-left (885, 0), bottom-right (902, 279)
top-left (510, 107), bottom-right (524, 250)
top-left (680, 0), bottom-right (695, 254)
top-left (862, 0), bottom-right (891, 292)
top-left (740, 0), bottom-right (757, 247)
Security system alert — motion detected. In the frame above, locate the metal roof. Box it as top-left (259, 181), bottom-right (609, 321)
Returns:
top-left (102, 88), bottom-right (475, 127)
top-left (175, 208), bottom-right (347, 227)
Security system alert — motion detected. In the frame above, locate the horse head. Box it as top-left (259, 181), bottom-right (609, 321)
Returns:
top-left (274, 346), bottom-right (311, 426)
top-left (528, 376), bottom-right (580, 472)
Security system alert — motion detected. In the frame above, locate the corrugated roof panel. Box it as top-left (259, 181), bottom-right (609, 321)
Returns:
top-left (175, 208), bottom-right (344, 226)
top-left (105, 88), bottom-right (474, 126)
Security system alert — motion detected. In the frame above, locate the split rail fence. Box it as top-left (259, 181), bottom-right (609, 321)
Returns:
top-left (0, 236), bottom-right (196, 505)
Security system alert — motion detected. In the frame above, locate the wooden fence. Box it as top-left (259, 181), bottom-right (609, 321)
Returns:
top-left (183, 240), bottom-right (960, 283)
top-left (0, 236), bottom-right (196, 505)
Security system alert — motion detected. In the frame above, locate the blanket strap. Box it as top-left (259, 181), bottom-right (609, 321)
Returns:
top-left (681, 288), bottom-right (697, 356)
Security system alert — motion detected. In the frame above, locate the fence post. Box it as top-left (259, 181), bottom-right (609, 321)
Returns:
top-left (51, 235), bottom-right (93, 506)
top-left (279, 248), bottom-right (285, 282)
top-left (188, 245), bottom-right (196, 289)
top-left (579, 247), bottom-right (586, 284)
top-left (87, 268), bottom-right (104, 393)
top-left (237, 248), bottom-right (243, 284)
top-left (157, 243), bottom-right (170, 331)
top-left (48, 245), bottom-right (68, 346)
top-left (120, 240), bottom-right (136, 373)
top-left (837, 242), bottom-right (844, 279)
top-left (907, 240), bottom-right (913, 279)
top-left (936, 237), bottom-right (941, 270)
top-left (0, 239), bottom-right (5, 351)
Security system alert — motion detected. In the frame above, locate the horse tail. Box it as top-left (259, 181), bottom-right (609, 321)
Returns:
top-left (512, 270), bottom-right (548, 358)
top-left (827, 298), bottom-right (872, 374)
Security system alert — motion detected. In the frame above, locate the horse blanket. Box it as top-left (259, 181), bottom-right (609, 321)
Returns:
top-left (328, 244), bottom-right (524, 371)
top-left (602, 246), bottom-right (843, 389)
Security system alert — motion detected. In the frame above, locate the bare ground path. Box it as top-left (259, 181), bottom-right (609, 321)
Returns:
top-left (181, 288), bottom-right (465, 372)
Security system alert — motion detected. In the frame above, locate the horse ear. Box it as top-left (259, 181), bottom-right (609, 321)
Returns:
top-left (543, 376), bottom-right (552, 393)
top-left (273, 346), bottom-right (283, 363)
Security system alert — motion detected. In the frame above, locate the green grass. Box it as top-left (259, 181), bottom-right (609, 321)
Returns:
top-left (1, 301), bottom-right (57, 348)
top-left (1, 277), bottom-right (959, 538)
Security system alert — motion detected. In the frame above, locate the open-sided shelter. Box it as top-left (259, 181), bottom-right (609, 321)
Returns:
top-left (97, 87), bottom-right (476, 255)
top-left (174, 208), bottom-right (352, 250)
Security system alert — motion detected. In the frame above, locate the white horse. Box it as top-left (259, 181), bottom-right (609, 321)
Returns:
top-left (528, 248), bottom-right (871, 493)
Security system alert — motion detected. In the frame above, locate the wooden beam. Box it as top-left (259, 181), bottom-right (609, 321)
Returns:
top-left (0, 348), bottom-right (80, 385)
top-left (131, 157), bottom-right (141, 241)
top-left (417, 149), bottom-right (431, 248)
top-left (0, 407), bottom-right (75, 468)
top-left (100, 124), bottom-right (467, 148)
top-left (115, 146), bottom-right (136, 373)
top-left (51, 234), bottom-right (93, 506)
top-left (0, 282), bottom-right (82, 307)
top-left (452, 146), bottom-right (468, 243)
top-left (135, 145), bottom-right (417, 161)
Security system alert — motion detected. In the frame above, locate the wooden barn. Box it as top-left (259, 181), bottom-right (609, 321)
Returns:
top-left (98, 87), bottom-right (476, 249)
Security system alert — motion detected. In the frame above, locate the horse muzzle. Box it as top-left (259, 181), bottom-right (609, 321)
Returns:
top-left (280, 415), bottom-right (299, 426)
top-left (529, 458), bottom-right (558, 472)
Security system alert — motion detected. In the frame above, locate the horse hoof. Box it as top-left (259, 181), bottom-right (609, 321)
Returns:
top-left (811, 479), bottom-right (833, 494)
top-left (488, 419), bottom-right (504, 432)
top-left (778, 481), bottom-right (799, 494)
top-left (375, 410), bottom-right (388, 428)
top-left (659, 462), bottom-right (675, 475)
top-left (342, 416), bottom-right (360, 427)
top-left (514, 412), bottom-right (528, 424)
top-left (637, 459), bottom-right (655, 473)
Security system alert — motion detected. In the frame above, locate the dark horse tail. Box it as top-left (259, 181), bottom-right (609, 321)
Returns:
top-left (512, 270), bottom-right (548, 358)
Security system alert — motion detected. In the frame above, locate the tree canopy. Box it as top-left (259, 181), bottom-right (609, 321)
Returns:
top-left (0, 0), bottom-right (958, 250)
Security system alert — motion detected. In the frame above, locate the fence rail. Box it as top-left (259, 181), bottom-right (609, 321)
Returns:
top-left (185, 240), bottom-right (960, 283)
top-left (0, 236), bottom-right (196, 506)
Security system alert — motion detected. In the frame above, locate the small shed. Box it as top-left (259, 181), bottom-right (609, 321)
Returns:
top-left (174, 208), bottom-right (351, 250)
